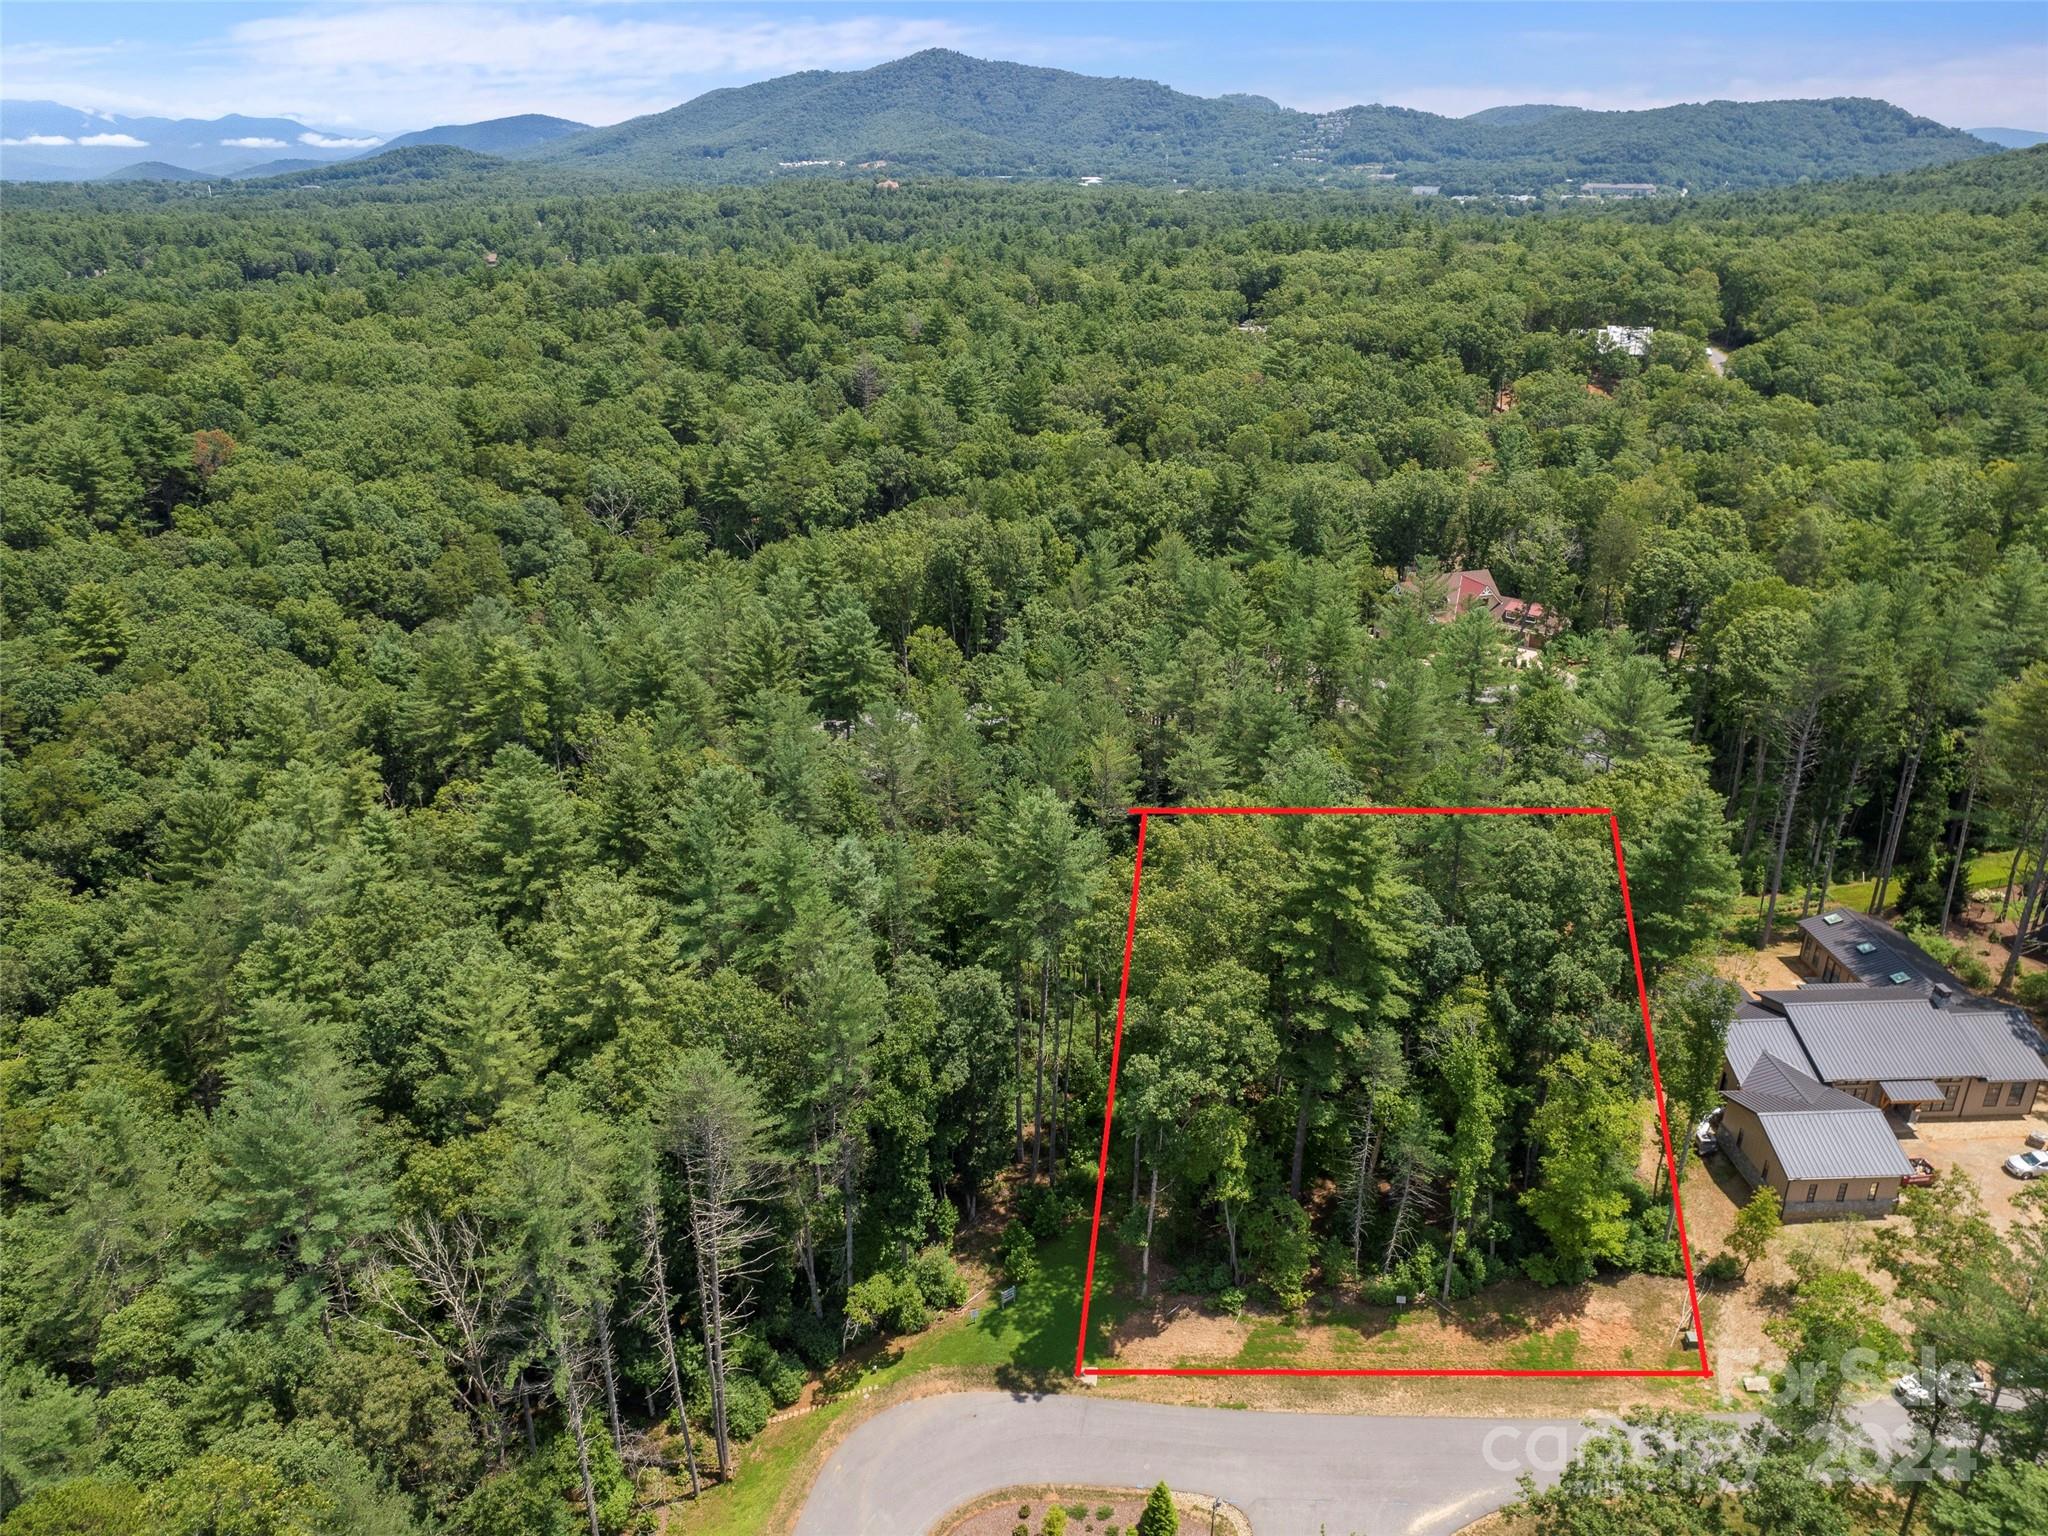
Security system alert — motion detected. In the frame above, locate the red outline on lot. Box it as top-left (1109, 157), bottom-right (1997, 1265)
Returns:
top-left (1075, 804), bottom-right (1712, 1381)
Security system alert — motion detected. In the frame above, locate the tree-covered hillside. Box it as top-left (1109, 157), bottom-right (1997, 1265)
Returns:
top-left (2, 155), bottom-right (2046, 1533)
top-left (525, 49), bottom-right (1995, 191)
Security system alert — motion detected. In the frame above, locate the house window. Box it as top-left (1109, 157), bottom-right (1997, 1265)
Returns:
top-left (1835, 1184), bottom-right (1848, 1203)
top-left (1985, 1084), bottom-right (2005, 1109)
top-left (1805, 1183), bottom-right (1818, 1204)
top-left (1869, 1183), bottom-right (1880, 1201)
top-left (1735, 1128), bottom-right (1744, 1148)
top-left (1940, 1082), bottom-right (1961, 1112)
top-left (1761, 1162), bottom-right (1770, 1182)
top-left (2012, 1083), bottom-right (2030, 1107)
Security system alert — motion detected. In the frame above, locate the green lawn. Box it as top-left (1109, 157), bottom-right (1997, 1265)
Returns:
top-left (667, 1222), bottom-right (1094, 1536)
top-left (1731, 848), bottom-right (2032, 939)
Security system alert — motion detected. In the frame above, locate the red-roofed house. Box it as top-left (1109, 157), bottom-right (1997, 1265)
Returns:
top-left (1400, 567), bottom-right (1559, 645)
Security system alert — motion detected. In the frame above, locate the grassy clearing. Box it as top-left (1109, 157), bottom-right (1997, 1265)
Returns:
top-left (661, 1223), bottom-right (1092, 1536)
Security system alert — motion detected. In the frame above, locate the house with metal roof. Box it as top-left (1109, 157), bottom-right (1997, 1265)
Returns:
top-left (1714, 952), bottom-right (2048, 1219)
top-left (1723, 985), bottom-right (2047, 1124)
top-left (1795, 908), bottom-right (1964, 991)
top-left (1717, 1054), bottom-right (1913, 1220)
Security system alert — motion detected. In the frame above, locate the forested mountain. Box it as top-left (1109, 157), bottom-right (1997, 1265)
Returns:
top-left (377, 114), bottom-right (590, 157)
top-left (527, 50), bottom-right (1993, 190)
top-left (97, 162), bottom-right (220, 184)
top-left (2, 148), bottom-right (2046, 1533)
top-left (6, 53), bottom-right (2001, 193)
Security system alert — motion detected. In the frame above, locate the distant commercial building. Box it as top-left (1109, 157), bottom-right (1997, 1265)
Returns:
top-left (1582, 182), bottom-right (1658, 196)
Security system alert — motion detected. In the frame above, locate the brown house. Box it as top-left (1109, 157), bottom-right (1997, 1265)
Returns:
top-left (1397, 566), bottom-right (1560, 646)
top-left (1718, 1054), bottom-right (1910, 1220)
top-left (1715, 949), bottom-right (2048, 1219)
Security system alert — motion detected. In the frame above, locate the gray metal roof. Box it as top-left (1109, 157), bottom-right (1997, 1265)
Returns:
top-left (1878, 1079), bottom-right (1945, 1103)
top-left (1725, 1015), bottom-right (1816, 1085)
top-left (1778, 994), bottom-right (2048, 1084)
top-left (1725, 1055), bottom-right (1916, 1182)
top-left (1797, 910), bottom-right (1964, 990)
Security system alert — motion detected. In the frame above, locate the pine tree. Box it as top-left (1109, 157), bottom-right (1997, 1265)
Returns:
top-left (1137, 1481), bottom-right (1179, 1536)
top-left (475, 744), bottom-right (583, 929)
top-left (185, 999), bottom-right (389, 1333)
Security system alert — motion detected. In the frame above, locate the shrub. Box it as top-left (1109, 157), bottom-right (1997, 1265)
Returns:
top-left (1697, 1251), bottom-right (1742, 1284)
top-left (844, 1271), bottom-right (929, 1341)
top-left (1214, 1287), bottom-right (1246, 1317)
top-left (757, 1348), bottom-right (805, 1409)
top-left (1096, 1507), bottom-right (1115, 1521)
top-left (1044, 1507), bottom-right (1068, 1536)
top-left (723, 1374), bottom-right (773, 1442)
top-left (999, 1221), bottom-right (1041, 1285)
top-left (1319, 1237), bottom-right (1359, 1289)
top-left (1014, 1525), bottom-right (1029, 1536)
top-left (1246, 1197), bottom-right (1314, 1312)
top-left (1016, 1183), bottom-right (1069, 1240)
top-left (783, 1309), bottom-right (841, 1372)
top-left (1066, 1503), bottom-right (1089, 1519)
top-left (910, 1248), bottom-right (969, 1311)
top-left (2015, 971), bottom-right (2048, 1015)
top-left (1137, 1481), bottom-right (1179, 1536)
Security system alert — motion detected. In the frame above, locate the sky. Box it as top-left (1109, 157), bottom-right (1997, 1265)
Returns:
top-left (4, 1), bottom-right (2044, 136)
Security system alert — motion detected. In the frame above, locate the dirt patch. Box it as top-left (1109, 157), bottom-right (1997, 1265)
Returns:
top-left (1905, 1114), bottom-right (2048, 1231)
top-left (1099, 1270), bottom-right (1693, 1374)
top-left (1712, 940), bottom-right (1805, 993)
top-left (938, 1485), bottom-right (1248, 1536)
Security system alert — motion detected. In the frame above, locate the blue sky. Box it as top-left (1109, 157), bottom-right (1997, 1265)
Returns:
top-left (5, 2), bottom-right (2044, 134)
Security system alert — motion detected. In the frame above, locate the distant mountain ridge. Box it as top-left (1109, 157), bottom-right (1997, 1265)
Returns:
top-left (528, 50), bottom-right (1996, 191)
top-left (7, 51), bottom-right (2007, 191)
top-left (378, 114), bottom-right (589, 156)
top-left (1, 100), bottom-right (385, 179)
top-left (1969, 127), bottom-right (2048, 149)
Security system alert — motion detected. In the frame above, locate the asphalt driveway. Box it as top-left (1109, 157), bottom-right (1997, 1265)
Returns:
top-left (794, 1391), bottom-right (1600, 1536)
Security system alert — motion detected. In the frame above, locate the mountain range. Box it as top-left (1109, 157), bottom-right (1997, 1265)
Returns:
top-left (5, 50), bottom-right (2029, 193)
top-left (0, 101), bottom-right (586, 180)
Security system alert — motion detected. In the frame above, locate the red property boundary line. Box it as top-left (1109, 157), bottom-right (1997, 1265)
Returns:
top-left (1074, 804), bottom-right (1712, 1381)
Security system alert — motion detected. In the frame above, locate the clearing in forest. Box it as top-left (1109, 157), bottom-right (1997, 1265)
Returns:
top-left (1074, 803), bottom-right (1710, 1380)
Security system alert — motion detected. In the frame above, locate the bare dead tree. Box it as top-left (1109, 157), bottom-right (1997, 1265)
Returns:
top-left (548, 1305), bottom-right (605, 1536)
top-left (631, 1192), bottom-right (702, 1498)
top-left (666, 1050), bottom-right (778, 1482)
top-left (362, 1212), bottom-right (525, 1460)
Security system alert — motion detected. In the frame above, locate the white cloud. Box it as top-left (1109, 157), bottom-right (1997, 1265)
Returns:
top-left (223, 135), bottom-right (288, 148)
top-left (2, 5), bottom-right (1023, 128)
top-left (1, 133), bottom-right (75, 146)
top-left (78, 132), bottom-right (147, 147)
top-left (298, 131), bottom-right (383, 148)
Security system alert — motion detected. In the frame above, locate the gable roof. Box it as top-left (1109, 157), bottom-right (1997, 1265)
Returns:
top-left (1797, 909), bottom-right (1964, 991)
top-left (1724, 1013), bottom-right (1816, 1086)
top-left (1774, 993), bottom-right (2048, 1085)
top-left (1725, 1054), bottom-right (1917, 1183)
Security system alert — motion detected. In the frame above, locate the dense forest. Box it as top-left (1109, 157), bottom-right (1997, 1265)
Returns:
top-left (3, 146), bottom-right (2047, 1533)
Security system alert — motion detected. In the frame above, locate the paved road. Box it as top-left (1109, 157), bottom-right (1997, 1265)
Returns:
top-left (795, 1391), bottom-right (1601, 1536)
top-left (795, 1390), bottom-right (1921, 1536)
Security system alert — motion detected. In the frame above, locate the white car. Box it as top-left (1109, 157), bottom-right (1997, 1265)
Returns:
top-left (1893, 1367), bottom-right (1990, 1409)
top-left (1694, 1109), bottom-right (1722, 1157)
top-left (2004, 1149), bottom-right (2048, 1180)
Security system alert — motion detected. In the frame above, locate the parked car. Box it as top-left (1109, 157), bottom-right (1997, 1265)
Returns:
top-left (2003, 1149), bottom-right (2048, 1180)
top-left (1901, 1157), bottom-right (1936, 1187)
top-left (1893, 1365), bottom-right (1991, 1409)
top-left (1694, 1108), bottom-right (1722, 1157)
